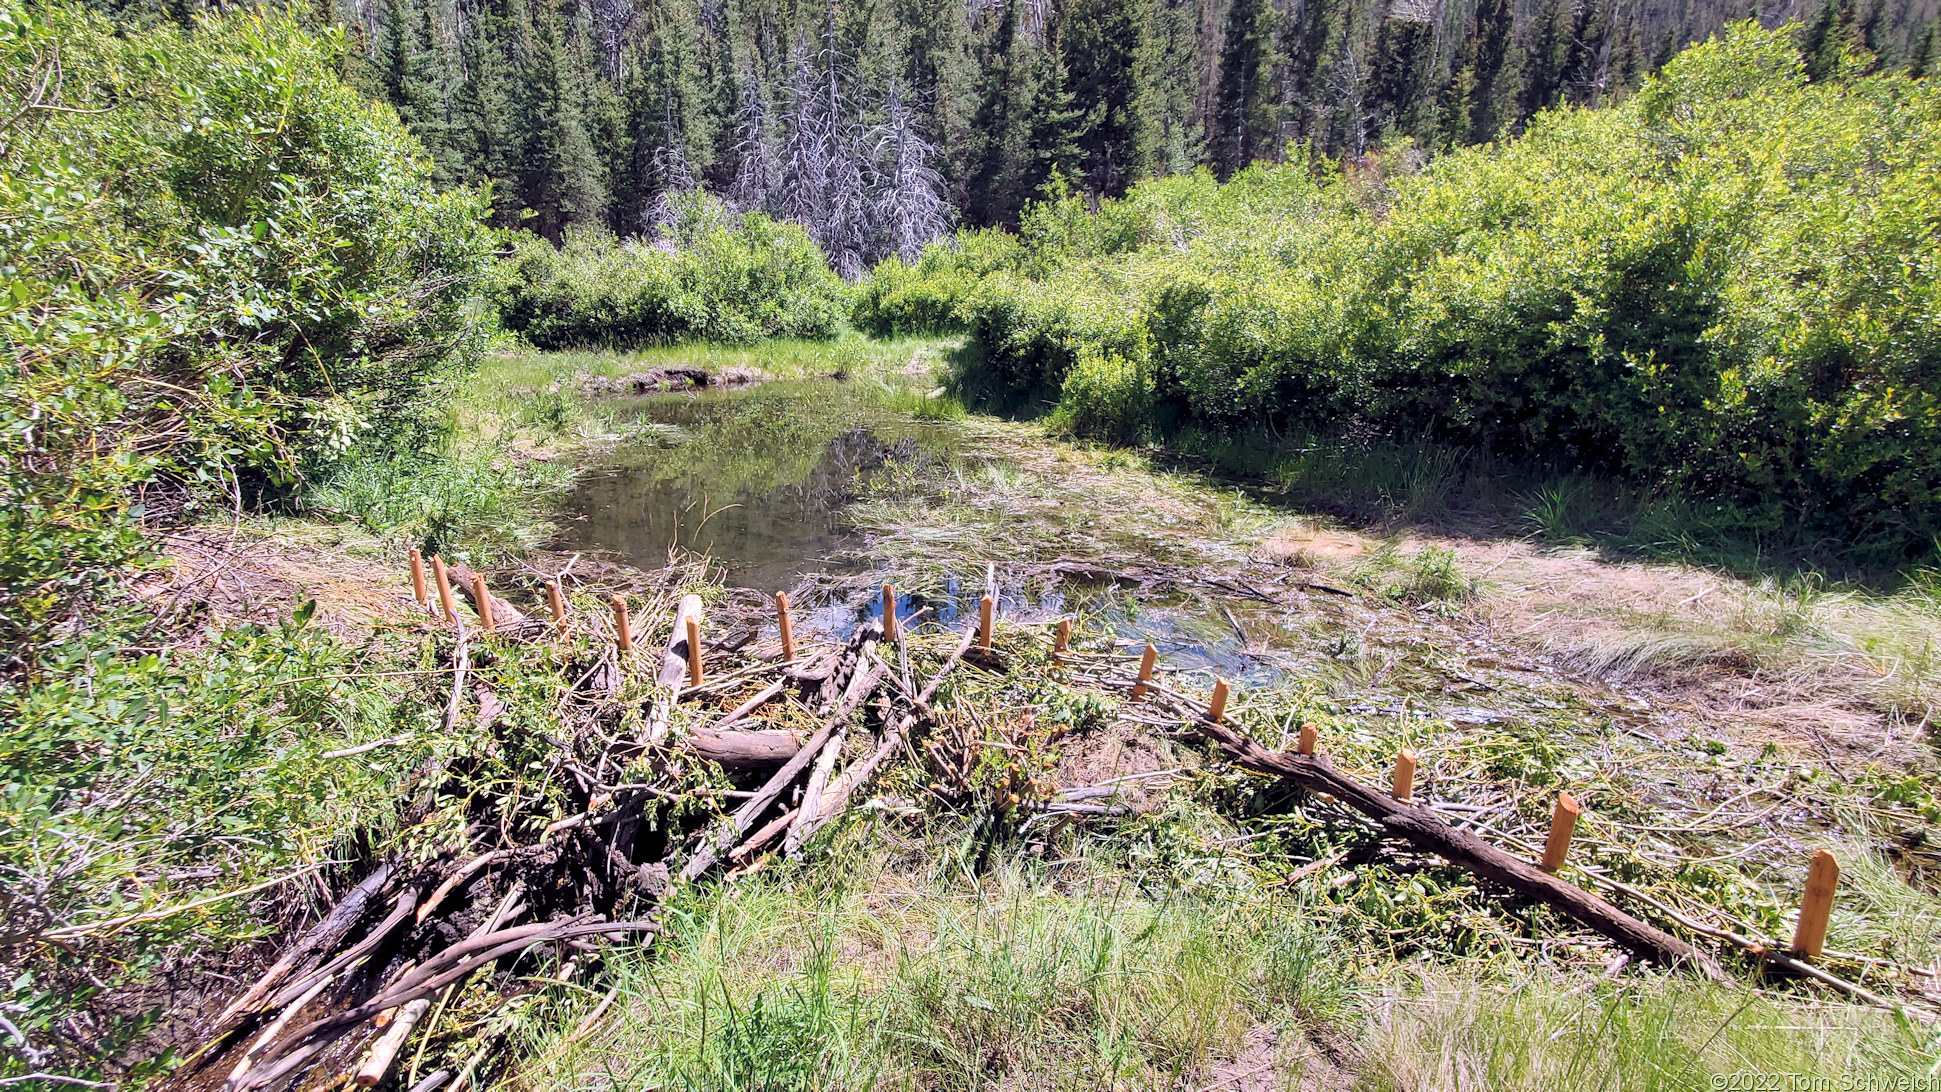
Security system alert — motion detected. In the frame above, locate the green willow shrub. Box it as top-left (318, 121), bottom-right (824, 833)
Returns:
top-left (1, 3), bottom-right (493, 1077)
top-left (887, 22), bottom-right (1941, 563)
top-left (491, 197), bottom-right (848, 347)
top-left (0, 0), bottom-right (493, 654)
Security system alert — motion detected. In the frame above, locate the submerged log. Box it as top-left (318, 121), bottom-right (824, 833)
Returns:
top-left (1190, 715), bottom-right (1725, 978)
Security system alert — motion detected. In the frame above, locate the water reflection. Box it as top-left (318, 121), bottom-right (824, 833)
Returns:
top-left (556, 380), bottom-right (958, 590)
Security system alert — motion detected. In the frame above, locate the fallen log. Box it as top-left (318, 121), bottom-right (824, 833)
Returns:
top-left (787, 621), bottom-right (975, 854)
top-left (680, 625), bottom-right (888, 881)
top-left (214, 863), bottom-right (394, 1028)
top-left (1190, 715), bottom-right (1725, 978)
top-left (681, 728), bottom-right (802, 770)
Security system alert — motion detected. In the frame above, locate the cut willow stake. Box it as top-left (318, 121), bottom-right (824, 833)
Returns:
top-left (1207, 678), bottom-right (1230, 723)
top-left (1541, 792), bottom-right (1581, 872)
top-left (613, 596), bottom-right (633, 651)
top-left (686, 616), bottom-right (704, 687)
top-left (882, 584), bottom-right (898, 641)
top-left (1133, 644), bottom-right (1157, 700)
top-left (408, 549), bottom-right (427, 606)
top-left (776, 591), bottom-right (795, 662)
top-left (1392, 747), bottom-right (1417, 801)
top-left (978, 595), bottom-right (995, 649)
top-left (545, 580), bottom-right (566, 631)
top-left (431, 557), bottom-right (457, 625)
top-left (1054, 619), bottom-right (1071, 663)
top-left (1790, 849), bottom-right (1840, 961)
top-left (1297, 722), bottom-right (1318, 756)
top-left (470, 574), bottom-right (495, 633)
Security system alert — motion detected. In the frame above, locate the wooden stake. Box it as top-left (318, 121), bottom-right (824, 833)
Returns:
top-left (470, 574), bottom-right (494, 632)
top-left (1133, 643), bottom-right (1157, 700)
top-left (1207, 678), bottom-right (1230, 724)
top-left (612, 596), bottom-right (632, 651)
top-left (1790, 849), bottom-right (1840, 961)
top-left (686, 615), bottom-right (703, 687)
top-left (978, 595), bottom-right (995, 649)
top-left (1541, 792), bottom-right (1581, 872)
top-left (776, 591), bottom-right (795, 662)
top-left (1054, 618), bottom-right (1071, 662)
top-left (1392, 747), bottom-right (1417, 801)
top-left (431, 557), bottom-right (457, 625)
top-left (883, 584), bottom-right (898, 641)
top-left (545, 579), bottom-right (566, 631)
top-left (408, 549), bottom-right (427, 606)
top-left (1297, 722), bottom-right (1318, 756)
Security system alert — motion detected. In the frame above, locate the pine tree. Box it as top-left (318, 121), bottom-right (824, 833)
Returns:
top-left (617, 0), bottom-right (712, 234)
top-left (871, 79), bottom-right (951, 261)
top-left (1209, 0), bottom-right (1277, 176)
top-left (505, 0), bottom-right (608, 240)
top-left (1134, 0), bottom-right (1202, 175)
top-left (963, 0), bottom-right (1030, 227)
top-left (1023, 22), bottom-right (1083, 199)
top-left (1060, 0), bottom-right (1149, 197)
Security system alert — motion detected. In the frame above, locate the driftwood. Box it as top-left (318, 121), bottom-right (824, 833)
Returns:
top-left (681, 729), bottom-right (801, 770)
top-left (656, 594), bottom-right (704, 688)
top-left (1190, 715), bottom-right (1725, 978)
top-left (681, 624), bottom-right (888, 881)
top-left (214, 864), bottom-right (394, 1027)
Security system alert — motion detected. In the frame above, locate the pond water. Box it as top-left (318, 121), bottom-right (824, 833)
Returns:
top-left (554, 377), bottom-right (1289, 684)
top-left (555, 379), bottom-right (962, 592)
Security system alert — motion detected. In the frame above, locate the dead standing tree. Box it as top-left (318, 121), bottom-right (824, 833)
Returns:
top-left (870, 80), bottom-right (952, 263)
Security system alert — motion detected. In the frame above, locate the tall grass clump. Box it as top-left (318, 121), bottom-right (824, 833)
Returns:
top-left (867, 23), bottom-right (1941, 566)
top-left (490, 194), bottom-right (849, 348)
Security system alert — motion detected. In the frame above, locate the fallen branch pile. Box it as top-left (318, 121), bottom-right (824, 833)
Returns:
top-left (173, 580), bottom-right (977, 1092)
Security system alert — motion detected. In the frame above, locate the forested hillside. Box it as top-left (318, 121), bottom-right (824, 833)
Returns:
top-left (90, 0), bottom-right (1941, 271)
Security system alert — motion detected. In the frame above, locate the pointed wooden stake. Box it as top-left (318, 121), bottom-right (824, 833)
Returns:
top-left (613, 596), bottom-right (633, 651)
top-left (1207, 679), bottom-right (1230, 724)
top-left (1541, 792), bottom-right (1581, 872)
top-left (431, 556), bottom-right (457, 625)
top-left (1297, 722), bottom-right (1318, 756)
top-left (544, 579), bottom-right (566, 628)
top-left (686, 615), bottom-right (704, 687)
top-left (1133, 643), bottom-right (1157, 700)
top-left (1392, 747), bottom-right (1417, 801)
top-left (408, 548), bottom-right (427, 606)
top-left (883, 584), bottom-right (898, 641)
top-left (1790, 849), bottom-right (1840, 961)
top-left (471, 574), bottom-right (495, 633)
top-left (1053, 618), bottom-right (1071, 663)
top-left (978, 595), bottom-right (995, 649)
top-left (776, 591), bottom-right (795, 662)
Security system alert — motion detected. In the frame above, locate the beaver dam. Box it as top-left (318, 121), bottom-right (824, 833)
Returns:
top-left (64, 350), bottom-right (1941, 1089)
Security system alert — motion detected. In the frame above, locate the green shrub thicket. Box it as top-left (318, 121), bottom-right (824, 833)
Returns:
top-left (864, 25), bottom-right (1941, 563)
top-left (0, 2), bottom-right (492, 1078)
top-left (0, 0), bottom-right (492, 654)
top-left (490, 197), bottom-right (850, 347)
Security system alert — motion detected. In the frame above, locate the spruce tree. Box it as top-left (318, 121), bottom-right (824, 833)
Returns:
top-left (962, 0), bottom-right (1029, 226)
top-left (1023, 22), bottom-right (1083, 202)
top-left (1060, 0), bottom-right (1150, 197)
top-left (1209, 0), bottom-right (1277, 176)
